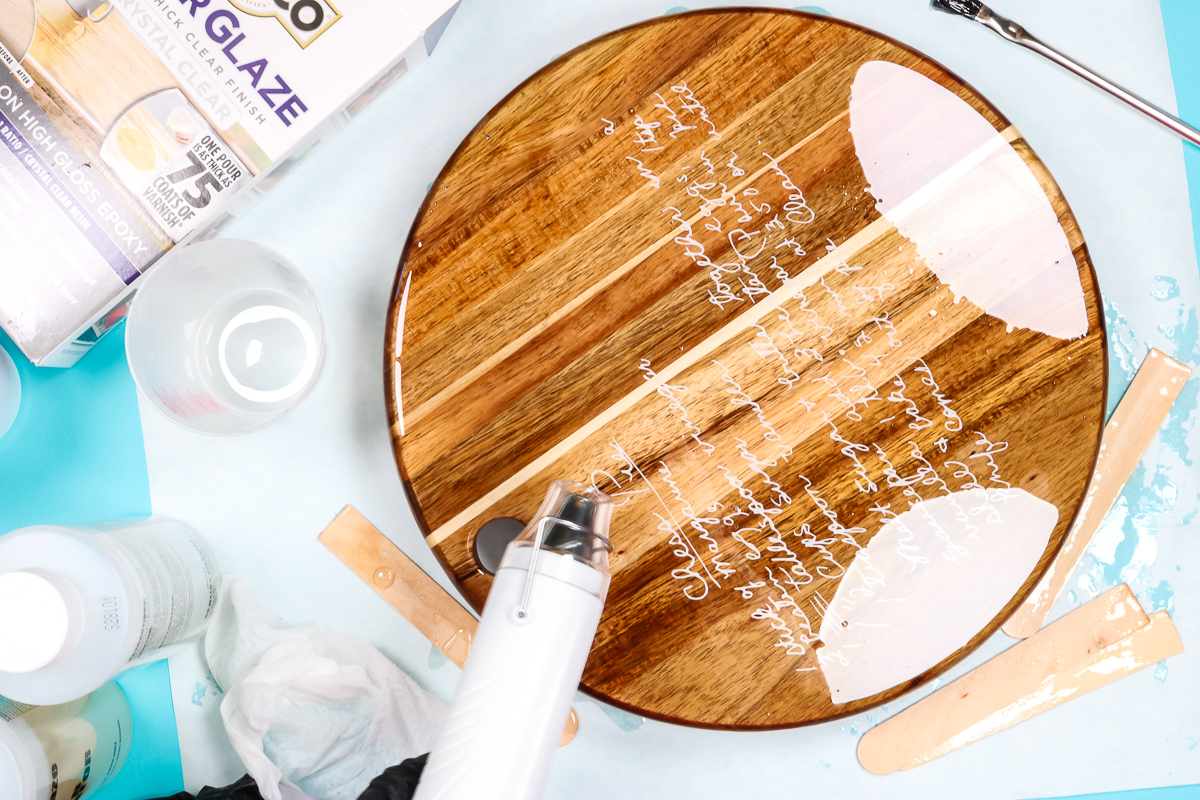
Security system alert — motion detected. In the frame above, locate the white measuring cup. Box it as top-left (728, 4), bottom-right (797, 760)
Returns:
top-left (125, 239), bottom-right (325, 435)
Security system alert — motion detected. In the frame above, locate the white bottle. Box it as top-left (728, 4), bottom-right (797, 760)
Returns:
top-left (0, 682), bottom-right (133, 800)
top-left (414, 481), bottom-right (613, 800)
top-left (0, 518), bottom-right (221, 704)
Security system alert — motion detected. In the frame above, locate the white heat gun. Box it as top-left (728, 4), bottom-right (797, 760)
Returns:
top-left (412, 481), bottom-right (613, 800)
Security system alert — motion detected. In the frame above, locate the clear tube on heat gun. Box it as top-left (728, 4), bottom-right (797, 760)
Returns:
top-left (412, 481), bottom-right (614, 800)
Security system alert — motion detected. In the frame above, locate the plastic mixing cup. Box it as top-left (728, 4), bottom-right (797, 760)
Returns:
top-left (125, 239), bottom-right (324, 435)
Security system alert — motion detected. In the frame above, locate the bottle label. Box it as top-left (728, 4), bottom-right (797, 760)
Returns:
top-left (0, 695), bottom-right (37, 722)
top-left (16, 682), bottom-right (132, 800)
top-left (99, 523), bottom-right (220, 660)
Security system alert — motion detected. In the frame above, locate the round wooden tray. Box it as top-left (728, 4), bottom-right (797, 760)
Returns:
top-left (385, 9), bottom-right (1106, 729)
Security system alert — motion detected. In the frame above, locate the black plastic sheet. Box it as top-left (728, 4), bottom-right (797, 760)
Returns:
top-left (151, 755), bottom-right (429, 800)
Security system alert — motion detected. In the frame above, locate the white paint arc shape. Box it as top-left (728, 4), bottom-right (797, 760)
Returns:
top-left (849, 60), bottom-right (1088, 340)
top-left (816, 488), bottom-right (1058, 705)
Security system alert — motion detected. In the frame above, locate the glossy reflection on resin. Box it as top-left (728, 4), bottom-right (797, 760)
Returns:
top-left (373, 566), bottom-right (396, 589)
top-left (850, 60), bottom-right (1088, 340)
top-left (389, 11), bottom-right (1106, 728)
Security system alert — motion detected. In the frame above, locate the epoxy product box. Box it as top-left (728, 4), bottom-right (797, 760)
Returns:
top-left (0, 0), bottom-right (457, 367)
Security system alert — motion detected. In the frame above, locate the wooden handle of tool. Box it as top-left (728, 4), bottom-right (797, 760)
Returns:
top-left (1003, 349), bottom-right (1190, 639)
top-left (861, 586), bottom-right (1181, 774)
top-left (319, 505), bottom-right (580, 746)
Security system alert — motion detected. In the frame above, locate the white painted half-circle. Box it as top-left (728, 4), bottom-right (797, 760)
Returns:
top-left (816, 487), bottom-right (1058, 704)
top-left (849, 60), bottom-right (1088, 340)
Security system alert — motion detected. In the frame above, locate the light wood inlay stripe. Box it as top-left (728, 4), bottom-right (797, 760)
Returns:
top-left (423, 125), bottom-right (1020, 547)
top-left (396, 109), bottom-right (855, 434)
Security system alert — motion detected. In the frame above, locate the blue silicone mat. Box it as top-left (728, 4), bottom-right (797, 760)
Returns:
top-left (0, 325), bottom-right (151, 532)
top-left (92, 660), bottom-right (186, 800)
top-left (0, 328), bottom-right (182, 798)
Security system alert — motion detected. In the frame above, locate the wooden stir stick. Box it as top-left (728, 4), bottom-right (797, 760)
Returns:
top-left (859, 584), bottom-right (1183, 773)
top-left (318, 505), bottom-right (580, 746)
top-left (1003, 349), bottom-right (1190, 639)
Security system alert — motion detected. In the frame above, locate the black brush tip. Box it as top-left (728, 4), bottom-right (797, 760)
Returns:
top-left (930, 0), bottom-right (984, 18)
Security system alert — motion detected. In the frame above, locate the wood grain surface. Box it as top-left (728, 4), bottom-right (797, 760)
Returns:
top-left (26, 0), bottom-right (175, 132)
top-left (0, 0), bottom-right (37, 60)
top-left (21, 0), bottom-right (264, 176)
top-left (385, 9), bottom-right (1107, 728)
top-left (319, 506), bottom-right (482, 669)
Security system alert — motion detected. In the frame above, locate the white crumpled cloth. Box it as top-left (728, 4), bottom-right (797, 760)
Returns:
top-left (204, 578), bottom-right (446, 800)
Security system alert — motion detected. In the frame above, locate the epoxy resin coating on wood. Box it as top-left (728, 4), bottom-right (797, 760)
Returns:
top-left (385, 9), bottom-right (1106, 728)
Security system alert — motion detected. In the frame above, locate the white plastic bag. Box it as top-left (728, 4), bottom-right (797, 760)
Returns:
top-left (204, 578), bottom-right (446, 800)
